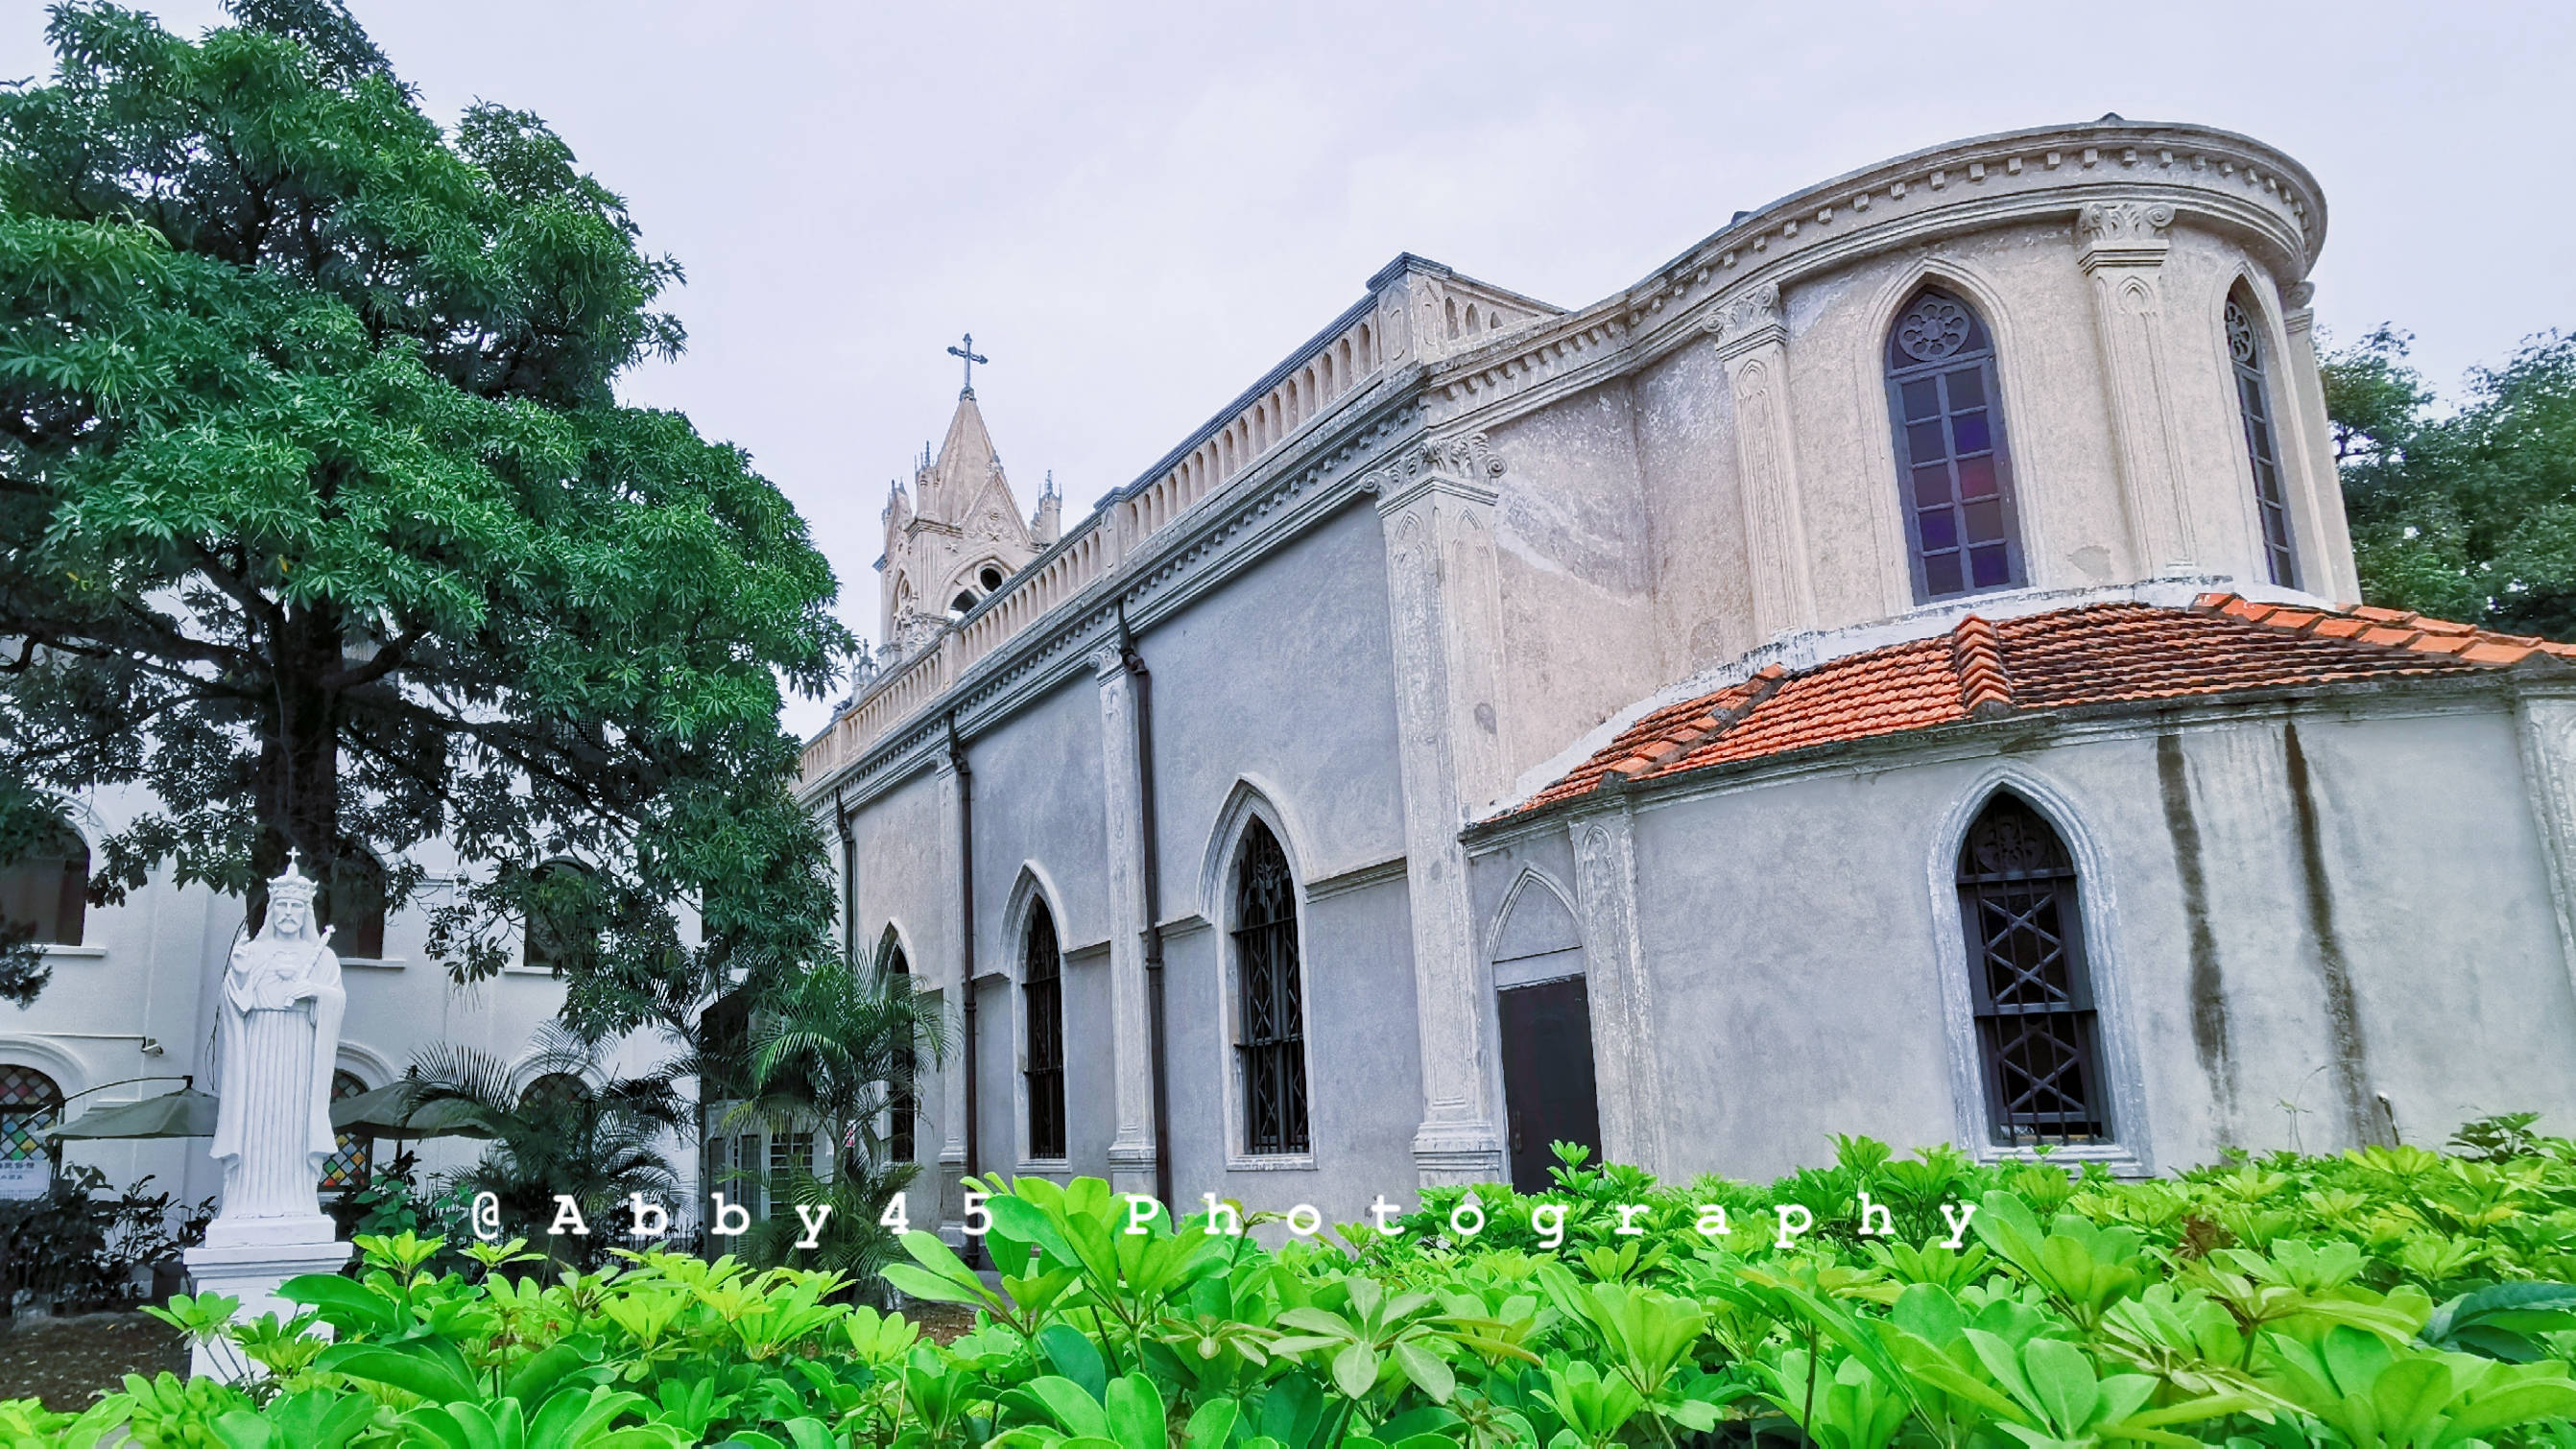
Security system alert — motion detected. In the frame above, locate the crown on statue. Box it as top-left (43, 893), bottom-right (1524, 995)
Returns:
top-left (267, 867), bottom-right (321, 907)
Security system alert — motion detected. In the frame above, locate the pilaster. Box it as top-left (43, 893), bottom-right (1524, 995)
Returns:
top-left (2078, 201), bottom-right (2197, 577)
top-left (1566, 796), bottom-right (1667, 1176)
top-left (1091, 644), bottom-right (1159, 1198)
top-left (2511, 690), bottom-right (2576, 1009)
top-left (932, 750), bottom-right (969, 1240)
top-left (1371, 436), bottom-right (1510, 1185)
top-left (2278, 282), bottom-right (2362, 601)
top-left (1709, 283), bottom-right (1817, 641)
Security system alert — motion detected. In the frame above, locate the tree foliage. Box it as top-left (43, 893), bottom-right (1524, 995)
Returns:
top-left (0, 1), bottom-right (851, 1018)
top-left (2330, 324), bottom-right (2576, 638)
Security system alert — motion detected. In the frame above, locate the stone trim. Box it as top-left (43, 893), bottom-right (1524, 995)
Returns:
top-left (1304, 856), bottom-right (1408, 902)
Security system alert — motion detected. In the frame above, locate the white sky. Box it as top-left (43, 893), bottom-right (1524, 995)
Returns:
top-left (7, 2), bottom-right (2572, 740)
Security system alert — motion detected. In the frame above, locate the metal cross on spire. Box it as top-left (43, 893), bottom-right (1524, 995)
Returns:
top-left (946, 333), bottom-right (989, 397)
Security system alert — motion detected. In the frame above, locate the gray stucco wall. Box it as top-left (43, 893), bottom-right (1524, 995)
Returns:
top-left (1470, 694), bottom-right (2576, 1184)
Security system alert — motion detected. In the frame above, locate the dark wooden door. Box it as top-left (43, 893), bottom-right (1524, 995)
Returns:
top-left (1497, 976), bottom-right (1603, 1192)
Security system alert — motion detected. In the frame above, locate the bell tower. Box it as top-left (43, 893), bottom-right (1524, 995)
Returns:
top-left (876, 336), bottom-right (1059, 658)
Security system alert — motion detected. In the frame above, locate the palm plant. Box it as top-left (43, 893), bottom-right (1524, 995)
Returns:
top-left (408, 1023), bottom-right (688, 1268)
top-left (731, 962), bottom-right (948, 1291)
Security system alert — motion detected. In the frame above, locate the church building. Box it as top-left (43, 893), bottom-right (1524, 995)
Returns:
top-left (803, 114), bottom-right (2576, 1228)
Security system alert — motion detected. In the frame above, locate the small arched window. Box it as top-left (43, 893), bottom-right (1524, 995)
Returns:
top-left (2226, 290), bottom-right (2299, 588)
top-left (979, 566), bottom-right (1005, 591)
top-left (1887, 287), bottom-right (2025, 601)
top-left (322, 1071), bottom-right (372, 1193)
top-left (1957, 794), bottom-right (2107, 1146)
top-left (522, 1072), bottom-right (589, 1114)
top-left (1021, 901), bottom-right (1065, 1160)
top-left (524, 862), bottom-right (595, 974)
top-left (949, 591), bottom-right (976, 615)
top-left (0, 1065), bottom-right (61, 1161)
top-left (1232, 820), bottom-right (1308, 1155)
top-left (0, 820), bottom-right (86, 948)
top-left (878, 928), bottom-right (916, 1164)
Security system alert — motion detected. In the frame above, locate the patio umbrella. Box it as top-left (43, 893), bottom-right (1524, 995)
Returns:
top-left (49, 1086), bottom-right (221, 1140)
top-left (329, 1081), bottom-right (497, 1141)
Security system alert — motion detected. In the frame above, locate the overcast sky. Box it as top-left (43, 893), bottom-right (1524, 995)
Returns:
top-left (7, 2), bottom-right (2571, 739)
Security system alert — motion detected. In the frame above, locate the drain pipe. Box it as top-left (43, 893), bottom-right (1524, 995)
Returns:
top-left (835, 786), bottom-right (856, 966)
top-left (1117, 603), bottom-right (1175, 1211)
top-left (947, 714), bottom-right (980, 1212)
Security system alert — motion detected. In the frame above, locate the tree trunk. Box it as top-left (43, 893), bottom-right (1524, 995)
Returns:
top-left (255, 602), bottom-right (345, 889)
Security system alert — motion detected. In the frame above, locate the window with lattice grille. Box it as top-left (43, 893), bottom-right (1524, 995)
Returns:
top-left (2226, 291), bottom-right (2300, 588)
top-left (1886, 287), bottom-right (2026, 601)
top-left (768, 1131), bottom-right (814, 1220)
top-left (0, 1066), bottom-right (60, 1161)
top-left (1232, 820), bottom-right (1308, 1155)
top-left (1023, 903), bottom-right (1065, 1160)
top-left (322, 1070), bottom-right (372, 1192)
top-left (1957, 795), bottom-right (2109, 1145)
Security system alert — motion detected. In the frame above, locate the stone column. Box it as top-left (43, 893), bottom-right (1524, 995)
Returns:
top-left (932, 749), bottom-right (970, 1243)
top-left (2278, 282), bottom-right (2362, 602)
top-left (1371, 437), bottom-right (1509, 1185)
top-left (1091, 643), bottom-right (1159, 1198)
top-left (1567, 795), bottom-right (1668, 1176)
top-left (1709, 283), bottom-right (1818, 642)
top-left (2078, 201), bottom-right (2198, 577)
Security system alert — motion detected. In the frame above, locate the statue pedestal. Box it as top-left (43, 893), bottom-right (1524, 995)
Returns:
top-left (181, 1238), bottom-right (351, 1380)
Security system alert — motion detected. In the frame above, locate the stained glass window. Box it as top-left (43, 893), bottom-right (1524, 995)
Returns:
top-left (1232, 820), bottom-right (1308, 1155)
top-left (2227, 292), bottom-right (2299, 588)
top-left (1886, 288), bottom-right (2025, 601)
top-left (1957, 795), bottom-right (2108, 1145)
top-left (322, 1071), bottom-right (372, 1192)
top-left (1023, 904), bottom-right (1065, 1160)
top-left (0, 1066), bottom-right (61, 1161)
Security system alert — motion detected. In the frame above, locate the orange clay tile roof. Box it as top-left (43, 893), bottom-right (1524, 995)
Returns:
top-left (1505, 593), bottom-right (2576, 818)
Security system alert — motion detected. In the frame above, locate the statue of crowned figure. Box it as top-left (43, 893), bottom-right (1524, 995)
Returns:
top-left (203, 863), bottom-right (348, 1247)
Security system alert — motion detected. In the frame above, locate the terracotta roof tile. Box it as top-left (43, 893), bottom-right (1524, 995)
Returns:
top-left (1503, 595), bottom-right (2541, 819)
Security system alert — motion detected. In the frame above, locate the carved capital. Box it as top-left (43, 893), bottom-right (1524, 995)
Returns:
top-left (1367, 432), bottom-right (1506, 515)
top-left (1705, 280), bottom-right (1786, 359)
top-left (2077, 200), bottom-right (2175, 272)
top-left (1088, 642), bottom-right (1127, 679)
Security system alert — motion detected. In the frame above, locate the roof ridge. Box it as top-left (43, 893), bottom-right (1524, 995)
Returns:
top-left (1603, 665), bottom-right (1787, 782)
top-left (1950, 615), bottom-right (2015, 718)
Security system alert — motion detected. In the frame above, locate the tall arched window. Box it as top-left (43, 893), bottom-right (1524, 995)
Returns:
top-left (1957, 794), bottom-right (2107, 1146)
top-left (1887, 287), bottom-right (2024, 601)
top-left (878, 928), bottom-right (916, 1164)
top-left (524, 862), bottom-right (595, 973)
top-left (2226, 289), bottom-right (2299, 588)
top-left (0, 1066), bottom-right (61, 1161)
top-left (1232, 820), bottom-right (1308, 1155)
top-left (322, 1071), bottom-right (372, 1193)
top-left (1021, 902), bottom-right (1065, 1161)
top-left (0, 820), bottom-right (86, 948)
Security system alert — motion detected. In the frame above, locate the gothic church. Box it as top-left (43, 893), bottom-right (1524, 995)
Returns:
top-left (803, 116), bottom-right (2576, 1233)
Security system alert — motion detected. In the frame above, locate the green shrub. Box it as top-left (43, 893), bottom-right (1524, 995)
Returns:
top-left (25, 1125), bottom-right (2576, 1445)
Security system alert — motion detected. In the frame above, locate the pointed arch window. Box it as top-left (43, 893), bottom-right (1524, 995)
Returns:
top-left (2226, 290), bottom-right (2299, 587)
top-left (1022, 902), bottom-right (1065, 1161)
top-left (879, 929), bottom-right (916, 1164)
top-left (1887, 288), bottom-right (2025, 601)
top-left (0, 819), bottom-right (86, 948)
top-left (1957, 795), bottom-right (2107, 1145)
top-left (1232, 820), bottom-right (1308, 1155)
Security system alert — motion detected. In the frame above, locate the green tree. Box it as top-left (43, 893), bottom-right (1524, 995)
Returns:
top-left (0, 1), bottom-right (851, 1018)
top-left (2330, 324), bottom-right (2576, 638)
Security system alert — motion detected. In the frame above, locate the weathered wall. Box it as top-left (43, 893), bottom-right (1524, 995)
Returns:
top-left (1469, 696), bottom-right (2576, 1181)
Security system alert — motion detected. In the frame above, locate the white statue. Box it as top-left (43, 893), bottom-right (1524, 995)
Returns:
top-left (204, 865), bottom-right (347, 1247)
